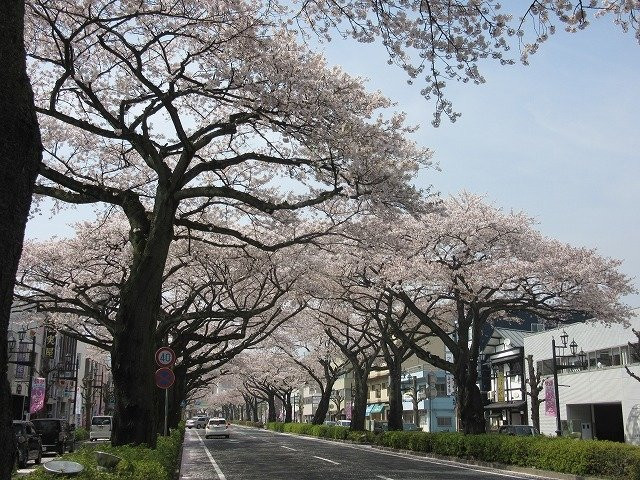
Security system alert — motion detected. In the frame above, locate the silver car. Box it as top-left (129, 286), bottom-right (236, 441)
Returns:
top-left (205, 418), bottom-right (230, 439)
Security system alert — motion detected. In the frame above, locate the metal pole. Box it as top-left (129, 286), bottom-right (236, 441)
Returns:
top-left (25, 335), bottom-right (36, 420)
top-left (164, 388), bottom-right (169, 436)
top-left (71, 358), bottom-right (79, 425)
top-left (552, 338), bottom-right (562, 436)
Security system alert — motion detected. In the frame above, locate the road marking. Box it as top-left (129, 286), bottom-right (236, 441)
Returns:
top-left (312, 455), bottom-right (340, 465)
top-left (196, 431), bottom-right (227, 480)
top-left (377, 476), bottom-right (394, 480)
top-left (281, 445), bottom-right (297, 451)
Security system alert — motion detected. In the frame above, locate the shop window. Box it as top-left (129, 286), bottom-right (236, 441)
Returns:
top-left (596, 349), bottom-right (612, 367)
top-left (612, 347), bottom-right (622, 366)
top-left (588, 351), bottom-right (597, 369)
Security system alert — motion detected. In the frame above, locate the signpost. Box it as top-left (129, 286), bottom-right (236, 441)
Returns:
top-left (155, 347), bottom-right (176, 437)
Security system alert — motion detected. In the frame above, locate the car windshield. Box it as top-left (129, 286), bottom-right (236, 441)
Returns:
top-left (209, 419), bottom-right (226, 425)
top-left (31, 420), bottom-right (60, 433)
top-left (92, 417), bottom-right (111, 426)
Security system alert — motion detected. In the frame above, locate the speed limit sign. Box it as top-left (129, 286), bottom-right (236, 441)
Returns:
top-left (155, 347), bottom-right (176, 368)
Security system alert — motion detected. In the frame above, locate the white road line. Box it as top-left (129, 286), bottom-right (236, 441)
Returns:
top-left (196, 431), bottom-right (227, 480)
top-left (312, 455), bottom-right (340, 465)
top-left (281, 445), bottom-right (297, 451)
top-left (376, 476), bottom-right (395, 480)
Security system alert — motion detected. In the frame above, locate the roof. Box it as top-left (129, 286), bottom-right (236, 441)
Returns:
top-left (484, 400), bottom-right (526, 411)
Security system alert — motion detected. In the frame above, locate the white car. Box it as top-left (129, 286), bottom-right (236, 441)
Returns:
top-left (186, 416), bottom-right (208, 429)
top-left (205, 418), bottom-right (230, 439)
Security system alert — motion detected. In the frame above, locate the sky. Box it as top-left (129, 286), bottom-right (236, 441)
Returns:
top-left (25, 14), bottom-right (640, 307)
top-left (316, 18), bottom-right (640, 308)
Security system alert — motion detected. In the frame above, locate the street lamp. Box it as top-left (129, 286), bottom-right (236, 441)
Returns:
top-left (551, 330), bottom-right (585, 437)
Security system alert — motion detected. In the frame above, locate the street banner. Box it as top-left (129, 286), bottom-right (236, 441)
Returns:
top-left (544, 378), bottom-right (556, 416)
top-left (44, 327), bottom-right (57, 359)
top-left (30, 377), bottom-right (46, 414)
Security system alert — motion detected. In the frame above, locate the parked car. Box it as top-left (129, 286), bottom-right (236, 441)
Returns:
top-left (205, 418), bottom-right (230, 439)
top-left (336, 420), bottom-right (351, 428)
top-left (30, 418), bottom-right (75, 454)
top-left (323, 420), bottom-right (337, 426)
top-left (498, 425), bottom-right (540, 436)
top-left (89, 415), bottom-right (113, 441)
top-left (12, 420), bottom-right (42, 468)
top-left (402, 422), bottom-right (420, 431)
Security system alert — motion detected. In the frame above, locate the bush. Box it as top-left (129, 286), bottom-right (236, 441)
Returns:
top-left (22, 425), bottom-right (184, 480)
top-left (75, 427), bottom-right (90, 442)
top-left (232, 420), bottom-right (264, 428)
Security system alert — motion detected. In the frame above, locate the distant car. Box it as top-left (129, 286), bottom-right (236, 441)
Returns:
top-left (402, 422), bottom-right (420, 431)
top-left (323, 420), bottom-right (337, 426)
top-left (30, 418), bottom-right (75, 455)
top-left (12, 420), bottom-right (42, 468)
top-left (498, 425), bottom-right (540, 436)
top-left (185, 417), bottom-right (197, 429)
top-left (89, 415), bottom-right (113, 441)
top-left (205, 418), bottom-right (230, 439)
top-left (186, 416), bottom-right (208, 429)
top-left (336, 420), bottom-right (351, 428)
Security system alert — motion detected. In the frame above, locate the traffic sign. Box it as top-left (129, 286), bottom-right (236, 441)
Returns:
top-left (155, 347), bottom-right (176, 368)
top-left (155, 367), bottom-right (175, 389)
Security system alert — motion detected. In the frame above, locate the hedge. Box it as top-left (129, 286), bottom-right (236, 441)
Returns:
top-left (18, 424), bottom-right (184, 480)
top-left (232, 420), bottom-right (264, 428)
top-left (264, 422), bottom-right (640, 480)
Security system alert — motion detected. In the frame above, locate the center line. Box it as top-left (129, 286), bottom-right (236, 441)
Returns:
top-left (281, 446), bottom-right (297, 451)
top-left (312, 455), bottom-right (340, 465)
top-left (377, 476), bottom-right (395, 480)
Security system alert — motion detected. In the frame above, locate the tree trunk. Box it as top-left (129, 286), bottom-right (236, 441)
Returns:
top-left (0, 1), bottom-right (42, 477)
top-left (526, 355), bottom-right (542, 432)
top-left (252, 398), bottom-right (259, 422)
top-left (386, 361), bottom-right (404, 431)
top-left (284, 392), bottom-right (292, 423)
top-left (456, 368), bottom-right (485, 434)
top-left (350, 367), bottom-right (369, 431)
top-left (311, 378), bottom-right (336, 425)
top-left (168, 364), bottom-right (187, 429)
top-left (267, 393), bottom-right (277, 422)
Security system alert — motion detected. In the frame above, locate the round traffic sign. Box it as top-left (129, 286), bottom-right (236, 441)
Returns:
top-left (155, 367), bottom-right (175, 389)
top-left (155, 347), bottom-right (176, 367)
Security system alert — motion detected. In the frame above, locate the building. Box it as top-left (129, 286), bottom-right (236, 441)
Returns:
top-left (482, 328), bottom-right (530, 430)
top-left (524, 312), bottom-right (640, 443)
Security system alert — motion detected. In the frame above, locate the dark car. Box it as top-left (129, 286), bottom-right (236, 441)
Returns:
top-left (12, 420), bottom-right (42, 468)
top-left (498, 424), bottom-right (539, 436)
top-left (30, 418), bottom-right (75, 455)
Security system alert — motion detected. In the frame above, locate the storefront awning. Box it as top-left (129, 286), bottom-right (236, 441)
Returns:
top-left (484, 400), bottom-right (526, 411)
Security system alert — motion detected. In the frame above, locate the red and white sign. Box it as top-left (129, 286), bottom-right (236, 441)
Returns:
top-left (155, 347), bottom-right (176, 368)
top-left (155, 367), bottom-right (175, 389)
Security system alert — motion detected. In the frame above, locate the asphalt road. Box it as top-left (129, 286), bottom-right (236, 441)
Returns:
top-left (179, 426), bottom-right (556, 480)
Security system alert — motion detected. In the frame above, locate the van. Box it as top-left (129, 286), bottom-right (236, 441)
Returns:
top-left (90, 415), bottom-right (113, 441)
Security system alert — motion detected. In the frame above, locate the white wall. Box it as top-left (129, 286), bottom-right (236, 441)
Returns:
top-left (524, 314), bottom-right (640, 443)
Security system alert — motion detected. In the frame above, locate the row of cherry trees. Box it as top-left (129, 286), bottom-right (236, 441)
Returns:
top-left (3, 2), bottom-right (639, 464)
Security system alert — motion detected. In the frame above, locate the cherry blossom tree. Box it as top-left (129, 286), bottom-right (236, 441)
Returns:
top-left (24, 0), bottom-right (427, 446)
top-left (372, 193), bottom-right (635, 433)
top-left (15, 218), bottom-right (308, 437)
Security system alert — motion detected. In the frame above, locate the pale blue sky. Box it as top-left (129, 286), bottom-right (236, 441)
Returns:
top-left (26, 17), bottom-right (639, 306)
top-left (317, 19), bottom-right (640, 307)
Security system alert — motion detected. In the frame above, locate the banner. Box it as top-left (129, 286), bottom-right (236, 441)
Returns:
top-left (544, 378), bottom-right (556, 416)
top-left (497, 371), bottom-right (505, 402)
top-left (29, 377), bottom-right (46, 414)
top-left (44, 328), bottom-right (57, 359)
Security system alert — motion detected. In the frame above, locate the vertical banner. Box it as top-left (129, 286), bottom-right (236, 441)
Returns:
top-left (30, 377), bottom-right (46, 414)
top-left (497, 371), bottom-right (505, 402)
top-left (544, 378), bottom-right (556, 416)
top-left (345, 402), bottom-right (352, 420)
top-left (44, 328), bottom-right (57, 359)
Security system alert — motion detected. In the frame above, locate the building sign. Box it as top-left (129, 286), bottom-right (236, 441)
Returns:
top-left (44, 328), bottom-right (57, 359)
top-left (15, 342), bottom-right (27, 379)
top-left (30, 377), bottom-right (46, 414)
top-left (544, 378), bottom-right (556, 416)
top-left (497, 371), bottom-right (505, 402)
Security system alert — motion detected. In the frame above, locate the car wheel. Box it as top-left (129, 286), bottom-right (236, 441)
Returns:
top-left (35, 449), bottom-right (42, 465)
top-left (17, 450), bottom-right (27, 469)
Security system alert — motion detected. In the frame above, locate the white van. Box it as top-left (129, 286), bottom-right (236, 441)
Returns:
top-left (89, 416), bottom-right (113, 441)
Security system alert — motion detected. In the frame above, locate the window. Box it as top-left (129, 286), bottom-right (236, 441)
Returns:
top-left (596, 349), bottom-right (612, 367)
top-left (612, 347), bottom-right (621, 366)
top-left (437, 417), bottom-right (452, 427)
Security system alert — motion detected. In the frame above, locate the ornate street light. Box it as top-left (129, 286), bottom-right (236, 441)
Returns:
top-left (8, 333), bottom-right (16, 352)
top-left (551, 332), bottom-right (583, 437)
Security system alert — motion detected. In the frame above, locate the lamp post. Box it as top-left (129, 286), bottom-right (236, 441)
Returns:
top-left (551, 330), bottom-right (586, 436)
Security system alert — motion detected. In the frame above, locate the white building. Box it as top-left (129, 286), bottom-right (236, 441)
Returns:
top-left (524, 312), bottom-right (640, 443)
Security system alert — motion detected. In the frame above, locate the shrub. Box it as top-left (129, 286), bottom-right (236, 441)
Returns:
top-left (74, 427), bottom-right (90, 442)
top-left (23, 425), bottom-right (184, 480)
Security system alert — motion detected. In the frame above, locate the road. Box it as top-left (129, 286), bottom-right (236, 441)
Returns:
top-left (179, 426), bottom-right (555, 480)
